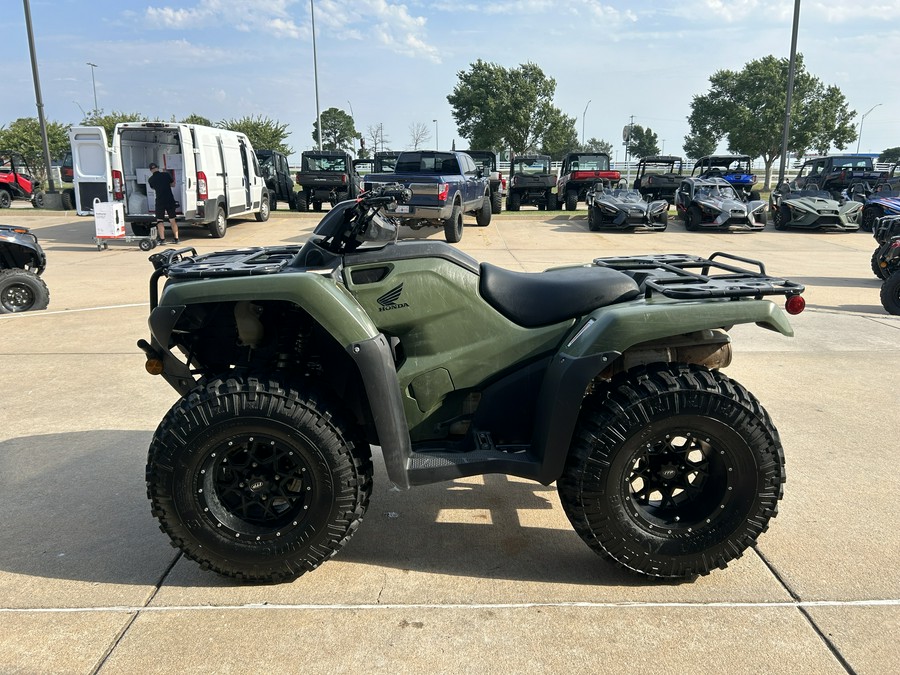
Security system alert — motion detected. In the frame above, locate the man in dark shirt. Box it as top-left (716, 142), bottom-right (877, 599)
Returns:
top-left (148, 162), bottom-right (180, 244)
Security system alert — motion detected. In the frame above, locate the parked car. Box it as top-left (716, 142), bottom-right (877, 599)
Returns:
top-left (294, 151), bottom-right (360, 212)
top-left (585, 183), bottom-right (668, 231)
top-left (691, 155), bottom-right (759, 202)
top-left (770, 187), bottom-right (861, 231)
top-left (69, 122), bottom-right (269, 238)
top-left (789, 155), bottom-right (885, 200)
top-left (633, 155), bottom-right (684, 204)
top-left (675, 177), bottom-right (766, 231)
top-left (506, 154), bottom-right (556, 211)
top-left (556, 152), bottom-right (621, 210)
top-left (364, 150), bottom-right (491, 242)
top-left (860, 190), bottom-right (900, 232)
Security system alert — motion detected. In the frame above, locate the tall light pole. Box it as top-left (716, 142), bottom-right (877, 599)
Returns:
top-left (777, 0), bottom-right (801, 189)
top-left (310, 0), bottom-right (322, 150)
top-left (346, 99), bottom-right (355, 153)
top-left (582, 99), bottom-right (591, 146)
top-left (23, 0), bottom-right (57, 198)
top-left (856, 103), bottom-right (882, 154)
top-left (86, 62), bottom-right (98, 111)
top-left (433, 119), bottom-right (438, 149)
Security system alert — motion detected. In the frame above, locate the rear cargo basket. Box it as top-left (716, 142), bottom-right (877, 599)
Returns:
top-left (593, 252), bottom-right (804, 300)
top-left (165, 246), bottom-right (302, 279)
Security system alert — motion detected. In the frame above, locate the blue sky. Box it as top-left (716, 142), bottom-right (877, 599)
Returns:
top-left (6, 0), bottom-right (899, 163)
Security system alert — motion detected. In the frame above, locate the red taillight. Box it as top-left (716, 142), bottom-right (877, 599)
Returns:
top-left (342, 174), bottom-right (347, 184)
top-left (785, 294), bottom-right (805, 315)
top-left (197, 171), bottom-right (208, 200)
top-left (437, 183), bottom-right (450, 202)
top-left (112, 170), bottom-right (123, 200)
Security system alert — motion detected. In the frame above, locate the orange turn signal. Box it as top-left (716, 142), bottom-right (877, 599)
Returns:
top-left (145, 358), bottom-right (164, 375)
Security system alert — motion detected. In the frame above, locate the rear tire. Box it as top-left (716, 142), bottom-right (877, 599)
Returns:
top-left (475, 193), bottom-right (492, 226)
top-left (565, 190), bottom-right (578, 211)
top-left (209, 205), bottom-right (227, 238)
top-left (295, 193), bottom-right (308, 212)
top-left (255, 193), bottom-right (270, 222)
top-left (545, 191), bottom-right (558, 211)
top-left (881, 272), bottom-right (900, 315)
top-left (0, 268), bottom-right (50, 313)
top-left (558, 363), bottom-right (785, 579)
top-left (62, 189), bottom-right (75, 210)
top-left (490, 190), bottom-right (502, 214)
top-left (506, 192), bottom-right (521, 212)
top-left (146, 377), bottom-right (373, 583)
top-left (443, 203), bottom-right (463, 243)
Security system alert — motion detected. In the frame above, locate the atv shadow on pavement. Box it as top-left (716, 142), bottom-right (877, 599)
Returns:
top-left (0, 432), bottom-right (676, 589)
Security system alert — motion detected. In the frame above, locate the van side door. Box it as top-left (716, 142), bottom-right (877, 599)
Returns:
top-left (68, 125), bottom-right (112, 215)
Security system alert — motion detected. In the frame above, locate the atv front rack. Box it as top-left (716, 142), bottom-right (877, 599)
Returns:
top-left (594, 252), bottom-right (805, 300)
top-left (148, 246), bottom-right (303, 308)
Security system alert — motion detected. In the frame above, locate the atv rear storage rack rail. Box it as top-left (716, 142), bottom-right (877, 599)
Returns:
top-left (594, 251), bottom-right (804, 300)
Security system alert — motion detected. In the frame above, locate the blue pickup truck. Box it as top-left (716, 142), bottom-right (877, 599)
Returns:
top-left (364, 150), bottom-right (492, 242)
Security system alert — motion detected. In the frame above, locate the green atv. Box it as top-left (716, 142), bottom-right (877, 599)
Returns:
top-left (140, 184), bottom-right (806, 583)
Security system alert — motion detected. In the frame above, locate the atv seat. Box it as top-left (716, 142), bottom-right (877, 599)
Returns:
top-left (479, 263), bottom-right (641, 328)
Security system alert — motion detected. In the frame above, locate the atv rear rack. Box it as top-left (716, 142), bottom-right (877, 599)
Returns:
top-left (594, 251), bottom-right (804, 300)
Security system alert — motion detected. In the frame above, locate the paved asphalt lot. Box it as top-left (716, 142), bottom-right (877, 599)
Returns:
top-left (1, 204), bottom-right (898, 674)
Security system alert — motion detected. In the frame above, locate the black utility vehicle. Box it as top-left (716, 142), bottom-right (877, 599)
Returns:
top-left (791, 155), bottom-right (885, 199)
top-left (506, 154), bottom-right (556, 211)
top-left (295, 151), bottom-right (361, 212)
top-left (556, 152), bottom-right (621, 210)
top-left (465, 150), bottom-right (504, 214)
top-left (0, 224), bottom-right (49, 313)
top-left (256, 149), bottom-right (295, 210)
top-left (633, 155), bottom-right (684, 204)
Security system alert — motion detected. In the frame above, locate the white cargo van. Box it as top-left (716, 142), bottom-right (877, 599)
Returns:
top-left (69, 122), bottom-right (270, 238)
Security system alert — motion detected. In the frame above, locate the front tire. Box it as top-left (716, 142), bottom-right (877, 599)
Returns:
top-left (0, 190), bottom-right (11, 209)
top-left (506, 192), bottom-right (521, 212)
top-left (685, 206), bottom-right (701, 231)
top-left (0, 268), bottom-right (50, 313)
top-left (475, 193), bottom-right (492, 226)
top-left (146, 377), bottom-right (373, 583)
top-left (880, 272), bottom-right (900, 315)
top-left (862, 205), bottom-right (882, 232)
top-left (558, 364), bottom-right (785, 579)
top-left (872, 248), bottom-right (889, 280)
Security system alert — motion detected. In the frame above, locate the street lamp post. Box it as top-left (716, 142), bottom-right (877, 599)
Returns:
top-left (86, 62), bottom-right (99, 111)
top-left (347, 99), bottom-right (355, 153)
top-left (582, 99), bottom-right (591, 146)
top-left (433, 119), bottom-right (438, 150)
top-left (310, 0), bottom-right (322, 150)
top-left (856, 103), bottom-right (882, 154)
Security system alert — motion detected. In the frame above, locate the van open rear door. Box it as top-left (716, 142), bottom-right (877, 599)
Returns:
top-left (69, 126), bottom-right (111, 215)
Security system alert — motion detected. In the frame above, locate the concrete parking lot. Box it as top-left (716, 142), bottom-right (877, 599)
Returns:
top-left (1, 206), bottom-right (898, 673)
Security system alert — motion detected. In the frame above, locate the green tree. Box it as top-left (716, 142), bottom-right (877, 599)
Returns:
top-left (582, 137), bottom-right (613, 155)
top-left (682, 132), bottom-right (716, 161)
top-left (311, 108), bottom-right (358, 153)
top-left (538, 108), bottom-right (579, 158)
top-left (685, 54), bottom-right (856, 188)
top-left (878, 147), bottom-right (900, 164)
top-left (182, 113), bottom-right (213, 126)
top-left (626, 125), bottom-right (660, 159)
top-left (219, 115), bottom-right (293, 155)
top-left (81, 110), bottom-right (146, 141)
top-left (0, 117), bottom-right (71, 182)
top-left (448, 61), bottom-right (573, 154)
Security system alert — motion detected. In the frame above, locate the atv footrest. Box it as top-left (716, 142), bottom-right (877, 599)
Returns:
top-left (593, 251), bottom-right (804, 300)
top-left (406, 447), bottom-right (539, 485)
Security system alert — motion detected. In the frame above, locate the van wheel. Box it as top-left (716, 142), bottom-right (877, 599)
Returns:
top-left (209, 206), bottom-right (227, 238)
top-left (443, 203), bottom-right (463, 243)
top-left (255, 194), bottom-right (270, 222)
